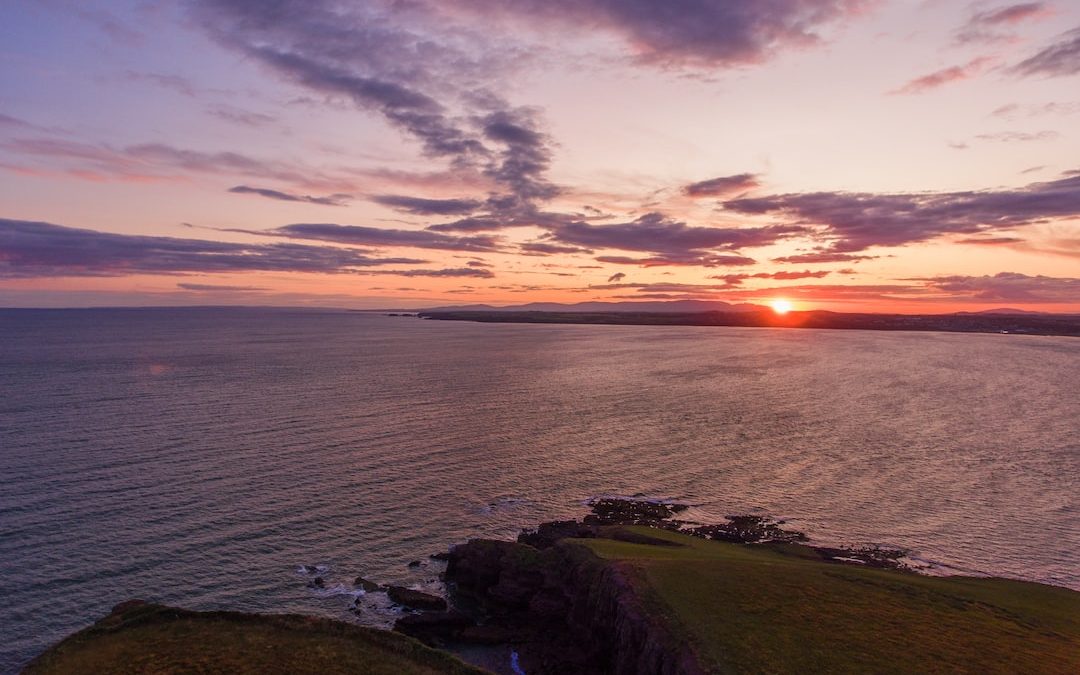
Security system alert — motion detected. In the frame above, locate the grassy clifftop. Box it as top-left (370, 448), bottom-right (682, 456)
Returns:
top-left (578, 527), bottom-right (1080, 674)
top-left (23, 601), bottom-right (485, 675)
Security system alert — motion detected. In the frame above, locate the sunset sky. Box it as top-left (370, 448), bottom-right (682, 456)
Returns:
top-left (2, 0), bottom-right (1079, 311)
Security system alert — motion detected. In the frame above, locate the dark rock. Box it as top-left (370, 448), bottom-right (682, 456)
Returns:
top-left (353, 576), bottom-right (381, 592)
top-left (408, 560), bottom-right (422, 568)
top-left (445, 536), bottom-right (706, 674)
top-left (458, 623), bottom-right (533, 645)
top-left (386, 585), bottom-right (447, 611)
top-left (430, 551), bottom-right (452, 561)
top-left (394, 610), bottom-right (474, 642)
top-left (687, 515), bottom-right (807, 544)
top-left (311, 577), bottom-right (325, 588)
top-left (812, 544), bottom-right (908, 569)
top-left (584, 498), bottom-right (688, 527)
top-left (518, 520), bottom-right (597, 549)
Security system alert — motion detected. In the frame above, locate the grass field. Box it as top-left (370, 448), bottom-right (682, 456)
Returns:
top-left (24, 601), bottom-right (485, 675)
top-left (578, 527), bottom-right (1080, 674)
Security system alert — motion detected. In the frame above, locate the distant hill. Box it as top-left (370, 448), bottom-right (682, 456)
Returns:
top-left (417, 308), bottom-right (1080, 337)
top-left (422, 299), bottom-right (765, 313)
top-left (956, 308), bottom-right (1049, 316)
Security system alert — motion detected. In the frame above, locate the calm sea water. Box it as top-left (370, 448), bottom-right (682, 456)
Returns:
top-left (1, 308), bottom-right (1077, 672)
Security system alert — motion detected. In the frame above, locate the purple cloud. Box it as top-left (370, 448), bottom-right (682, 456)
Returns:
top-left (437, 0), bottom-right (870, 68)
top-left (595, 253), bottom-right (756, 267)
top-left (190, 0), bottom-right (557, 213)
top-left (229, 185), bottom-right (352, 206)
top-left (921, 272), bottom-right (1080, 303)
top-left (726, 172), bottom-right (1080, 253)
top-left (771, 252), bottom-right (876, 263)
top-left (550, 212), bottom-right (804, 255)
top-left (359, 267), bottom-right (494, 278)
top-left (519, 242), bottom-right (593, 255)
top-left (177, 283), bottom-right (269, 291)
top-left (4, 138), bottom-right (350, 189)
top-left (207, 105), bottom-right (277, 128)
top-left (371, 194), bottom-right (483, 216)
top-left (247, 223), bottom-right (502, 252)
top-left (956, 3), bottom-right (1049, 44)
top-left (0, 218), bottom-right (424, 278)
top-left (684, 173), bottom-right (760, 197)
top-left (708, 270), bottom-right (832, 285)
top-left (1012, 26), bottom-right (1080, 77)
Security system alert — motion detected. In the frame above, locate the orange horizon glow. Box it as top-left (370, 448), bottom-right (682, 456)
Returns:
top-left (770, 299), bottom-right (794, 315)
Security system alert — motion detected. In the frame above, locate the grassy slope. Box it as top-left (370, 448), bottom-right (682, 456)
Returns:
top-left (577, 527), bottom-right (1080, 675)
top-left (24, 602), bottom-right (486, 675)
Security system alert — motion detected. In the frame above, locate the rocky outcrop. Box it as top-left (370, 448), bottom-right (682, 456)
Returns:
top-left (386, 585), bottom-right (448, 611)
top-left (440, 536), bottom-right (705, 675)
top-left (353, 576), bottom-right (382, 592)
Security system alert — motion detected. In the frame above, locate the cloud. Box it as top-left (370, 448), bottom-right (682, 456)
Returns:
top-left (1011, 26), bottom-right (1080, 77)
top-left (956, 3), bottom-right (1050, 44)
top-left (975, 130), bottom-right (1060, 142)
top-left (890, 57), bottom-right (994, 95)
top-left (595, 253), bottom-right (756, 267)
top-left (607, 272), bottom-right (626, 283)
top-left (683, 173), bottom-right (760, 197)
top-left (190, 0), bottom-right (557, 214)
top-left (207, 105), bottom-right (277, 128)
top-left (760, 269), bottom-right (832, 280)
top-left (550, 212), bottom-right (805, 255)
top-left (229, 185), bottom-right (352, 206)
top-left (770, 252), bottom-right (876, 263)
top-left (123, 71), bottom-right (198, 97)
top-left (0, 218), bottom-right (425, 278)
top-left (956, 236), bottom-right (1025, 245)
top-left (708, 270), bottom-right (832, 285)
top-left (371, 194), bottom-right (482, 215)
top-left (725, 172), bottom-right (1080, 253)
top-left (4, 138), bottom-right (354, 190)
top-left (243, 222), bottom-right (502, 252)
top-left (425, 216), bottom-right (509, 233)
top-left (921, 272), bottom-right (1080, 303)
top-left (361, 267), bottom-right (495, 278)
top-left (0, 113), bottom-right (33, 129)
top-left (591, 281), bottom-right (744, 293)
top-left (177, 283), bottom-right (269, 291)
top-left (435, 0), bottom-right (870, 68)
top-left (991, 101), bottom-right (1080, 119)
top-left (519, 242), bottom-right (593, 255)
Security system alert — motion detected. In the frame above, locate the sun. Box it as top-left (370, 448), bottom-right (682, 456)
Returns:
top-left (770, 299), bottom-right (793, 315)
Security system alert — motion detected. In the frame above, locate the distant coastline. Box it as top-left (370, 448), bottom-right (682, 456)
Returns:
top-left (417, 308), bottom-right (1080, 337)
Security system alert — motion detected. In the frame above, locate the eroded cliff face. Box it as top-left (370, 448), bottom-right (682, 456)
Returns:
top-left (441, 537), bottom-right (705, 675)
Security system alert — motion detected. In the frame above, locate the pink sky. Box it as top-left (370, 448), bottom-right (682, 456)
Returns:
top-left (1, 1), bottom-right (1079, 312)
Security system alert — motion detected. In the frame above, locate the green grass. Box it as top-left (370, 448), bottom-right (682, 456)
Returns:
top-left (24, 602), bottom-right (486, 675)
top-left (576, 527), bottom-right (1080, 674)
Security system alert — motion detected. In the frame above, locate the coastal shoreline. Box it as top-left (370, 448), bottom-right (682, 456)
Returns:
top-left (28, 499), bottom-right (1080, 674)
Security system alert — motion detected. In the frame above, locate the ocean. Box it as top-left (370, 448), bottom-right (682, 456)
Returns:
top-left (1, 307), bottom-right (1077, 672)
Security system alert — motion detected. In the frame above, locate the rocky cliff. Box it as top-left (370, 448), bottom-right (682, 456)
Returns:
top-left (435, 535), bottom-right (705, 674)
